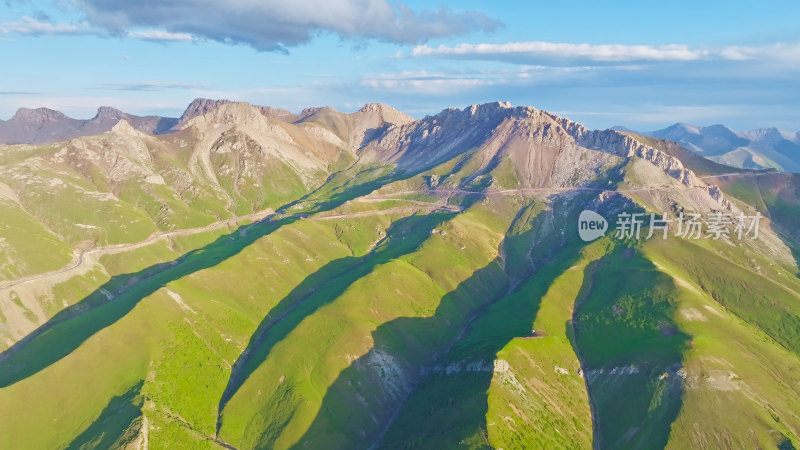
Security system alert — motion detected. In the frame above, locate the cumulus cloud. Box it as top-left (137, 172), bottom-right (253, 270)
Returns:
top-left (75, 0), bottom-right (502, 51)
top-left (0, 16), bottom-right (90, 35)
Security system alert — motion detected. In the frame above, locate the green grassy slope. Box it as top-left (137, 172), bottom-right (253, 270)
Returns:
top-left (643, 239), bottom-right (800, 449)
top-left (0, 199), bottom-right (73, 280)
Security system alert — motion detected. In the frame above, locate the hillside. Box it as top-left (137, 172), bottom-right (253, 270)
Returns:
top-left (1, 100), bottom-right (799, 449)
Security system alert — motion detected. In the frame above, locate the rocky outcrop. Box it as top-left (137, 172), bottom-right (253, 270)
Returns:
top-left (175, 99), bottom-right (298, 131)
top-left (550, 115), bottom-right (698, 186)
top-left (296, 103), bottom-right (415, 149)
top-left (358, 103), bottom-right (414, 127)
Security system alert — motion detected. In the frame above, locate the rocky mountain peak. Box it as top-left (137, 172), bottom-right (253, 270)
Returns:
top-left (702, 124), bottom-right (739, 138)
top-left (739, 127), bottom-right (785, 143)
top-left (93, 106), bottom-right (126, 121)
top-left (177, 98), bottom-right (235, 124)
top-left (358, 103), bottom-right (414, 125)
top-left (176, 99), bottom-right (301, 130)
top-left (179, 100), bottom-right (280, 132)
top-left (11, 107), bottom-right (70, 123)
top-left (297, 106), bottom-right (325, 120)
top-left (110, 119), bottom-right (141, 137)
top-left (426, 102), bottom-right (519, 126)
top-left (467, 101), bottom-right (512, 115)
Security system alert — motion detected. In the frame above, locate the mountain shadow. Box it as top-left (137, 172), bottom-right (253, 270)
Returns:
top-left (291, 194), bottom-right (596, 448)
top-left (215, 210), bottom-right (459, 436)
top-left (66, 381), bottom-right (144, 449)
top-left (293, 257), bottom-right (508, 449)
top-left (568, 246), bottom-right (690, 449)
top-left (370, 241), bottom-right (589, 449)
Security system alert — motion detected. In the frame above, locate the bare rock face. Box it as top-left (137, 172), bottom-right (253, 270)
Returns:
top-left (360, 102), bottom-right (519, 170)
top-left (358, 103), bottom-right (414, 127)
top-left (175, 99), bottom-right (298, 131)
top-left (356, 101), bottom-right (731, 212)
top-left (110, 119), bottom-right (141, 137)
top-left (181, 101), bottom-right (275, 130)
top-left (549, 115), bottom-right (698, 186)
top-left (295, 103), bottom-right (415, 149)
top-left (174, 99), bottom-right (235, 130)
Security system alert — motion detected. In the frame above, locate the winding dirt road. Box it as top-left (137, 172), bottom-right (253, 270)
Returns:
top-left (0, 209), bottom-right (273, 293)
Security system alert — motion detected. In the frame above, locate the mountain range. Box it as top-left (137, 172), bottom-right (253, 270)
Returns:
top-left (0, 99), bottom-right (799, 449)
top-left (0, 106), bottom-right (179, 145)
top-left (5, 103), bottom-right (798, 175)
top-left (636, 123), bottom-right (800, 173)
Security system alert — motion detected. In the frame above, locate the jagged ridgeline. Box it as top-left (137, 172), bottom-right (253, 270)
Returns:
top-left (0, 100), bottom-right (799, 449)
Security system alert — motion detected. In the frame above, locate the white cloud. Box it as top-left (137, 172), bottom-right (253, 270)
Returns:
top-left (411, 40), bottom-right (800, 66)
top-left (95, 82), bottom-right (207, 91)
top-left (360, 70), bottom-right (498, 94)
top-left (76, 0), bottom-right (501, 51)
top-left (360, 66), bottom-right (605, 94)
top-left (412, 41), bottom-right (705, 64)
top-left (127, 30), bottom-right (195, 42)
top-left (720, 42), bottom-right (800, 62)
top-left (0, 16), bottom-right (90, 35)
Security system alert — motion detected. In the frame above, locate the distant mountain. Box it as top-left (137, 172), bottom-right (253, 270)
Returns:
top-left (0, 106), bottom-right (178, 145)
top-left (643, 123), bottom-right (800, 172)
top-left (610, 125), bottom-right (635, 133)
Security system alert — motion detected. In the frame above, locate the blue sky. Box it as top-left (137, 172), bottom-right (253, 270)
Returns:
top-left (1, 0), bottom-right (799, 131)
